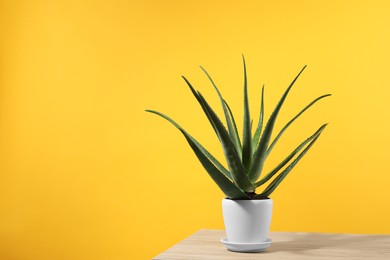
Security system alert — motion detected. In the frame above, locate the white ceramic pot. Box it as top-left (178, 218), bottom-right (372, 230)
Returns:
top-left (222, 198), bottom-right (273, 243)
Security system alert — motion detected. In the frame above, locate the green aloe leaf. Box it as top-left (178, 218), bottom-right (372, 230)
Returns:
top-left (267, 94), bottom-right (331, 157)
top-left (255, 124), bottom-right (327, 188)
top-left (196, 92), bottom-right (255, 191)
top-left (145, 110), bottom-right (250, 199)
top-left (252, 85), bottom-right (265, 152)
top-left (260, 124), bottom-right (327, 198)
top-left (248, 66), bottom-right (307, 182)
top-left (242, 55), bottom-right (253, 171)
top-left (145, 110), bottom-right (232, 180)
top-left (182, 76), bottom-right (221, 139)
top-left (223, 99), bottom-right (242, 155)
top-left (184, 136), bottom-right (249, 199)
top-left (199, 66), bottom-right (242, 158)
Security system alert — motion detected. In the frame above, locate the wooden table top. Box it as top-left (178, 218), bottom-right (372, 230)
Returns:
top-left (153, 229), bottom-right (390, 260)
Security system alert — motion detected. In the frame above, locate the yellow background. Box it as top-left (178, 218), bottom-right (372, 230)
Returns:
top-left (1, 0), bottom-right (390, 259)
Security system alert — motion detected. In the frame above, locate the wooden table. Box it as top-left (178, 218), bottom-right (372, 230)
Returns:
top-left (153, 229), bottom-right (390, 259)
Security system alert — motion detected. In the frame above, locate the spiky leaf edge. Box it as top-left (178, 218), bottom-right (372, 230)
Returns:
top-left (266, 94), bottom-right (331, 157)
top-left (196, 92), bottom-right (255, 191)
top-left (200, 66), bottom-right (242, 158)
top-left (255, 124), bottom-right (327, 188)
top-left (242, 55), bottom-right (253, 171)
top-left (249, 66), bottom-right (307, 182)
top-left (252, 85), bottom-right (265, 151)
top-left (223, 99), bottom-right (242, 154)
top-left (259, 124), bottom-right (327, 198)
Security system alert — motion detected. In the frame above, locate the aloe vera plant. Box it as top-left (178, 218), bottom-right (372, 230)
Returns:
top-left (146, 57), bottom-right (330, 200)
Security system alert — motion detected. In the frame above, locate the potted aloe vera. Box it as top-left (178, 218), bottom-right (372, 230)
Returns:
top-left (146, 56), bottom-right (330, 252)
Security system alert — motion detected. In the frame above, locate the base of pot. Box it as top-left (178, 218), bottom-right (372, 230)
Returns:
top-left (220, 238), bottom-right (272, 252)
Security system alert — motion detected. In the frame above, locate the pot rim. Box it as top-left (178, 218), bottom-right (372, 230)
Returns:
top-left (223, 198), bottom-right (273, 203)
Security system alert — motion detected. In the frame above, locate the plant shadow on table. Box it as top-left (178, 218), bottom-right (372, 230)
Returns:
top-left (266, 233), bottom-right (387, 256)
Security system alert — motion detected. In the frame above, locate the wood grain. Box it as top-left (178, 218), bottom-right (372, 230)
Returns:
top-left (153, 229), bottom-right (390, 260)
